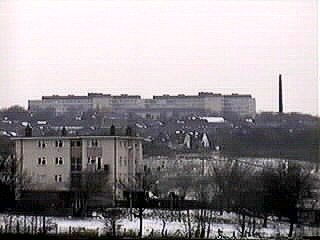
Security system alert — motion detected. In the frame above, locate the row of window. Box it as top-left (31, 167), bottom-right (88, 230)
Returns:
top-left (38, 140), bottom-right (95, 148)
top-left (37, 140), bottom-right (140, 149)
top-left (38, 140), bottom-right (64, 148)
top-left (37, 157), bottom-right (64, 166)
top-left (119, 142), bottom-right (140, 149)
top-left (71, 140), bottom-right (82, 147)
top-left (37, 154), bottom-right (139, 169)
top-left (38, 174), bottom-right (64, 182)
top-left (89, 139), bottom-right (98, 147)
top-left (37, 156), bottom-right (105, 170)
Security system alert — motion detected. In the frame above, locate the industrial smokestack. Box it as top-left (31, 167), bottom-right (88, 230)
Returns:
top-left (279, 74), bottom-right (283, 113)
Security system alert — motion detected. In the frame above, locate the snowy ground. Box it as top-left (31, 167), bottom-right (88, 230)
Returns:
top-left (0, 210), bottom-right (292, 238)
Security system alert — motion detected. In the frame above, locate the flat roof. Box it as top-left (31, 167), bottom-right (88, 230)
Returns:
top-left (11, 135), bottom-right (144, 141)
top-left (224, 94), bottom-right (253, 98)
top-left (153, 95), bottom-right (201, 99)
top-left (112, 95), bottom-right (141, 99)
top-left (42, 95), bottom-right (89, 100)
top-left (36, 92), bottom-right (255, 101)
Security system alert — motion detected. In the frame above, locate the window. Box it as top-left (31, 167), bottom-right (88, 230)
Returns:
top-left (71, 157), bottom-right (82, 171)
top-left (91, 139), bottom-right (98, 147)
top-left (88, 156), bottom-right (96, 164)
top-left (72, 140), bottom-right (81, 147)
top-left (38, 141), bottom-right (46, 148)
top-left (55, 140), bottom-right (63, 148)
top-left (118, 174), bottom-right (122, 183)
top-left (119, 156), bottom-right (122, 167)
top-left (54, 175), bottom-right (62, 182)
top-left (55, 157), bottom-right (63, 165)
top-left (104, 164), bottom-right (110, 173)
top-left (97, 157), bottom-right (102, 170)
top-left (38, 157), bottom-right (46, 165)
top-left (71, 157), bottom-right (76, 169)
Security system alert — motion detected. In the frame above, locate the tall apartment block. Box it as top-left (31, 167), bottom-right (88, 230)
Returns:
top-left (223, 94), bottom-right (256, 118)
top-left (12, 129), bottom-right (143, 214)
top-left (28, 92), bottom-right (256, 119)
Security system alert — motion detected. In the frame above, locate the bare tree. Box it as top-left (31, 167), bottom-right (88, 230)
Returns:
top-left (102, 208), bottom-right (125, 236)
top-left (262, 163), bottom-right (315, 237)
top-left (153, 208), bottom-right (176, 237)
top-left (75, 168), bottom-right (110, 216)
top-left (123, 169), bottom-right (160, 238)
top-left (211, 159), bottom-right (262, 237)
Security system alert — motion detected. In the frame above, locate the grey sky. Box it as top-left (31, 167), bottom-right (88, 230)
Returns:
top-left (0, 0), bottom-right (318, 115)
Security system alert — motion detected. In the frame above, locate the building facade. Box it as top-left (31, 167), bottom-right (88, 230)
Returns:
top-left (223, 94), bottom-right (256, 118)
top-left (12, 133), bottom-right (143, 213)
top-left (28, 92), bottom-right (256, 119)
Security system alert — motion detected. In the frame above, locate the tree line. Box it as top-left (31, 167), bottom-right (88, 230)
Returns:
top-left (152, 159), bottom-right (317, 238)
top-left (214, 126), bottom-right (320, 162)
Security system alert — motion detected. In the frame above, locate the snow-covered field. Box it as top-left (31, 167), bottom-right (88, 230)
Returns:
top-left (0, 210), bottom-right (292, 238)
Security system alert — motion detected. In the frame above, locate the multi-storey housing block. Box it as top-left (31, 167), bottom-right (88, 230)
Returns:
top-left (12, 129), bottom-right (143, 214)
top-left (28, 92), bottom-right (256, 119)
top-left (223, 94), bottom-right (256, 118)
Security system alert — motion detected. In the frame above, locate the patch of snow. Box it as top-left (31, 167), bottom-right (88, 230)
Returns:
top-left (136, 123), bottom-right (144, 129)
top-left (2, 120), bottom-right (12, 124)
top-left (144, 136), bottom-right (153, 142)
top-left (0, 210), bottom-right (291, 238)
top-left (201, 133), bottom-right (210, 148)
top-left (21, 122), bottom-right (29, 127)
top-left (37, 121), bottom-right (47, 125)
top-left (200, 116), bottom-right (225, 123)
top-left (0, 131), bottom-right (10, 136)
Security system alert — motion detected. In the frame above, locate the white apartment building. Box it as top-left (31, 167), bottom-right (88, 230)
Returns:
top-left (28, 92), bottom-right (256, 119)
top-left (28, 93), bottom-right (113, 115)
top-left (223, 94), bottom-right (256, 118)
top-left (12, 132), bottom-right (143, 213)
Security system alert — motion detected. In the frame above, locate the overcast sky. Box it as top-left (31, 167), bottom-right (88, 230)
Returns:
top-left (0, 0), bottom-right (318, 115)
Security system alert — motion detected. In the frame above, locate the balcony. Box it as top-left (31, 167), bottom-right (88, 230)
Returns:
top-left (71, 172), bottom-right (82, 190)
top-left (71, 167), bottom-right (110, 191)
